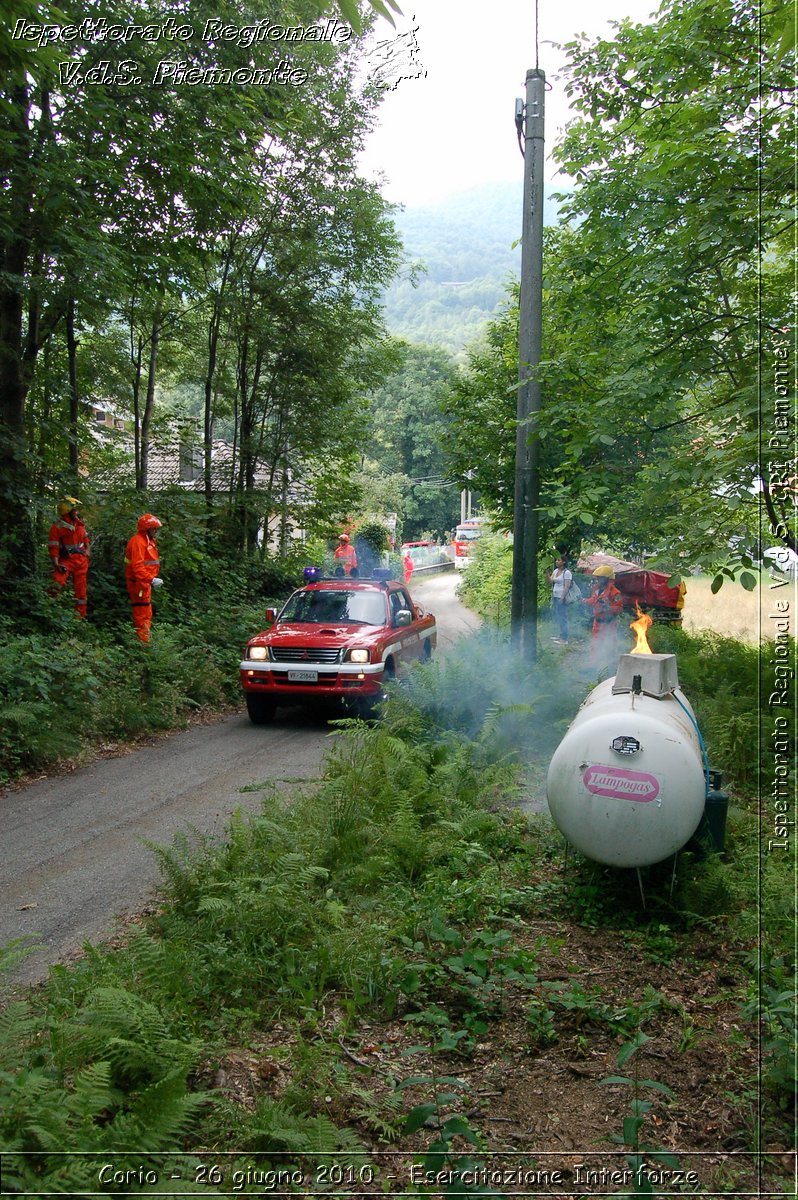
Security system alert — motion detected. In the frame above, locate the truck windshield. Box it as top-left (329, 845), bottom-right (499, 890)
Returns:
top-left (280, 589), bottom-right (387, 625)
top-left (455, 528), bottom-right (481, 541)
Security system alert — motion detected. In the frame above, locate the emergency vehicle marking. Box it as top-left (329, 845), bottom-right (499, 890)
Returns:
top-left (582, 764), bottom-right (660, 804)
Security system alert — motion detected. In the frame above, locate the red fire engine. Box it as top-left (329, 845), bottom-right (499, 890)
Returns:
top-left (452, 518), bottom-right (486, 571)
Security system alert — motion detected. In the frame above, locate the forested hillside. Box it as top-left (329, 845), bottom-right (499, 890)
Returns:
top-left (381, 181), bottom-right (564, 354)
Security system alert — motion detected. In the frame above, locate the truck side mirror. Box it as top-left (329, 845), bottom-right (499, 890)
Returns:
top-left (265, 607), bottom-right (277, 624)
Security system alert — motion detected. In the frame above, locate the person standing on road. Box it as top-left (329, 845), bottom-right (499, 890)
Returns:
top-left (584, 564), bottom-right (624, 669)
top-left (48, 496), bottom-right (90, 618)
top-left (333, 533), bottom-right (357, 576)
top-left (125, 513), bottom-right (163, 643)
top-left (546, 555), bottom-right (572, 644)
top-left (403, 551), bottom-right (414, 585)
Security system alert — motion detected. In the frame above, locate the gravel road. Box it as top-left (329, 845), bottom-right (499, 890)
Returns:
top-left (1, 571), bottom-right (480, 986)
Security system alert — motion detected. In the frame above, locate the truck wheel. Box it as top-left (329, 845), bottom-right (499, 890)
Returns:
top-left (246, 693), bottom-right (276, 725)
top-left (356, 695), bottom-right (381, 720)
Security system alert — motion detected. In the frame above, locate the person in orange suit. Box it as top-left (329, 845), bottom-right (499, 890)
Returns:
top-left (403, 552), bottom-right (414, 585)
top-left (48, 496), bottom-right (90, 618)
top-left (333, 533), bottom-right (357, 576)
top-left (583, 564), bottom-right (624, 671)
top-left (125, 513), bottom-right (163, 643)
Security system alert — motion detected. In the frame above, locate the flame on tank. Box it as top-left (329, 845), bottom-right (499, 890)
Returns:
top-left (630, 604), bottom-right (653, 654)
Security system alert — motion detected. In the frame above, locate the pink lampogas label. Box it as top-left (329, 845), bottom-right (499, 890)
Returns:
top-left (582, 764), bottom-right (660, 803)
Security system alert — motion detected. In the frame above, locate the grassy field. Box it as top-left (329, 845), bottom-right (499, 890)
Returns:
top-left (682, 573), bottom-right (796, 644)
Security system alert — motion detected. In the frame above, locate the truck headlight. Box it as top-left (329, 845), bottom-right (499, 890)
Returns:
top-left (248, 645), bottom-right (269, 661)
top-left (346, 648), bottom-right (370, 664)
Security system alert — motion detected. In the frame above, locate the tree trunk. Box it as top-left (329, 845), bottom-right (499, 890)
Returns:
top-left (203, 238), bottom-right (236, 507)
top-left (130, 317), bottom-right (143, 486)
top-left (0, 81), bottom-right (35, 597)
top-left (66, 294), bottom-right (79, 475)
top-left (139, 312), bottom-right (160, 491)
top-left (278, 456), bottom-right (290, 555)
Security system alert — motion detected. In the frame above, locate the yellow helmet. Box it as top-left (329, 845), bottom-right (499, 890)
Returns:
top-left (57, 496), bottom-right (81, 518)
top-left (592, 564), bottom-right (614, 578)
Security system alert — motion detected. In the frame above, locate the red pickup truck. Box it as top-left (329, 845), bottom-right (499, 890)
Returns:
top-left (240, 570), bottom-right (437, 723)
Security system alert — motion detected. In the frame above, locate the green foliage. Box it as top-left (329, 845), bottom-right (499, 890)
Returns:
top-left (1, 0), bottom-right (404, 603)
top-left (0, 985), bottom-right (206, 1193)
top-left (543, 980), bottom-right (667, 1041)
top-left (399, 922), bottom-right (539, 1055)
top-left (353, 520), bottom-right (391, 555)
top-left (456, 533), bottom-right (513, 623)
top-left (600, 1034), bottom-right (680, 1195)
top-left (0, 481), bottom-right (327, 782)
top-left (1, 647), bottom-right (544, 1180)
top-left (0, 592), bottom-right (271, 782)
top-left (124, 698), bottom-right (534, 1024)
top-left (387, 629), bottom-right (584, 764)
top-left (60, 987), bottom-right (201, 1090)
top-left (227, 1095), bottom-right (363, 1157)
top-left (399, 1057), bottom-right (486, 1196)
top-left (361, 341), bottom-right (460, 539)
top-left (441, 301), bottom-right (518, 526)
top-left (442, 0), bottom-right (794, 573)
top-left (743, 953), bottom-right (797, 1107)
top-left (550, 0), bottom-right (794, 567)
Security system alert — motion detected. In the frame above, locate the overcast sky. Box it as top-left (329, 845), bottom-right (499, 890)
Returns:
top-left (358, 0), bottom-right (659, 206)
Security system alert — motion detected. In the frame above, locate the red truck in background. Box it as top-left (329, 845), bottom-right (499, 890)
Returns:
top-left (576, 553), bottom-right (686, 625)
top-left (452, 518), bottom-right (486, 571)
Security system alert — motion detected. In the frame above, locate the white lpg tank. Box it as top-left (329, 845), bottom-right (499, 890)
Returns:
top-left (547, 653), bottom-right (706, 868)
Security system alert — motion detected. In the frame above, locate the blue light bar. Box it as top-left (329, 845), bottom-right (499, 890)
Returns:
top-left (303, 566), bottom-right (323, 582)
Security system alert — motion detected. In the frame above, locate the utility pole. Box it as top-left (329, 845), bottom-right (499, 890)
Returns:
top-left (511, 68), bottom-right (545, 661)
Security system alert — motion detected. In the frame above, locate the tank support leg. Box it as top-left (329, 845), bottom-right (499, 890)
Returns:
top-left (635, 868), bottom-right (646, 909)
top-left (669, 853), bottom-right (679, 901)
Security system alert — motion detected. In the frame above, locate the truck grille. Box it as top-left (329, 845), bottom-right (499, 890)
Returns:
top-left (271, 647), bottom-right (342, 664)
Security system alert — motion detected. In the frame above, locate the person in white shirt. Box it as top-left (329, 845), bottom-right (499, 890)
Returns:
top-left (547, 556), bottom-right (573, 644)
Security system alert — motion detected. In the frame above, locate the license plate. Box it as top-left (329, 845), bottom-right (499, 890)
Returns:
top-left (287, 670), bottom-right (318, 683)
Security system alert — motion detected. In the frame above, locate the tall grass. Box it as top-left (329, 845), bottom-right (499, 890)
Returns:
top-left (682, 574), bottom-right (797, 646)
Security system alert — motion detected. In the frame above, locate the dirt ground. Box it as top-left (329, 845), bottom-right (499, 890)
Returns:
top-left (209, 904), bottom-right (794, 1197)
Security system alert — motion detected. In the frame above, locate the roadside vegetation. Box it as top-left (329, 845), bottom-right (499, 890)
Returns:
top-left (0, 495), bottom-right (316, 785)
top-left (1, 608), bottom-right (794, 1195)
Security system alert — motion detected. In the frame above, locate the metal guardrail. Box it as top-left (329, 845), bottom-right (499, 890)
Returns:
top-left (410, 560), bottom-right (455, 576)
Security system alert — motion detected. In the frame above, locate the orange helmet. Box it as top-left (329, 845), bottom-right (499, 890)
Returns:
top-left (137, 513), bottom-right (162, 533)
